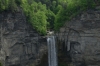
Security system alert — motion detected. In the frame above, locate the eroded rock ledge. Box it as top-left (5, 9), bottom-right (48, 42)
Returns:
top-left (57, 6), bottom-right (100, 66)
top-left (0, 10), bottom-right (47, 66)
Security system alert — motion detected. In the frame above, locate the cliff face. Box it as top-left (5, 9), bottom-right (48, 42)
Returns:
top-left (57, 6), bottom-right (100, 66)
top-left (0, 10), bottom-right (47, 66)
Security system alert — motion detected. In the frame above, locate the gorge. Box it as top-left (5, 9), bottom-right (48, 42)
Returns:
top-left (0, 0), bottom-right (100, 66)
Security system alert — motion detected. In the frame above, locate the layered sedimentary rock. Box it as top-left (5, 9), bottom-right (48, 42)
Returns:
top-left (0, 10), bottom-right (47, 66)
top-left (57, 6), bottom-right (100, 66)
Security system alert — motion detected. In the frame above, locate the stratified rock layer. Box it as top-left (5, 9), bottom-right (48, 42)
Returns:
top-left (57, 6), bottom-right (100, 66)
top-left (0, 11), bottom-right (47, 66)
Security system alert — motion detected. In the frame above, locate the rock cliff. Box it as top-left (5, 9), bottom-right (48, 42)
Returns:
top-left (0, 10), bottom-right (47, 66)
top-left (57, 6), bottom-right (100, 66)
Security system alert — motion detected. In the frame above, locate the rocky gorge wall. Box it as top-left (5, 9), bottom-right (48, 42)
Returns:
top-left (57, 6), bottom-right (100, 66)
top-left (0, 10), bottom-right (47, 66)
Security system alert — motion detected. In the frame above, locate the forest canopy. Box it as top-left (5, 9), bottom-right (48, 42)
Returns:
top-left (0, 0), bottom-right (99, 35)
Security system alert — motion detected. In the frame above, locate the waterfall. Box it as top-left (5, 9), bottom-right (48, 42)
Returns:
top-left (47, 36), bottom-right (58, 66)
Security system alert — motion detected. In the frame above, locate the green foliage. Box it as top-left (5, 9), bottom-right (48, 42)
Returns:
top-left (8, 0), bottom-right (18, 12)
top-left (0, 0), bottom-right (99, 34)
top-left (0, 0), bottom-right (8, 12)
top-left (15, 0), bottom-right (22, 5)
top-left (21, 1), bottom-right (48, 35)
top-left (54, 0), bottom-right (96, 31)
top-left (0, 0), bottom-right (18, 12)
top-left (47, 9), bottom-right (55, 29)
top-left (0, 0), bottom-right (49, 35)
top-left (54, 5), bottom-right (64, 30)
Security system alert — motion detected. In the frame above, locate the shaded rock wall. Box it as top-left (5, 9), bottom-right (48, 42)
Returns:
top-left (57, 6), bottom-right (100, 66)
top-left (0, 10), bottom-right (47, 66)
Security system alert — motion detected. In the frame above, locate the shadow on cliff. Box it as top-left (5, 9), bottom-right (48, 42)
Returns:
top-left (57, 40), bottom-right (72, 66)
top-left (36, 52), bottom-right (48, 66)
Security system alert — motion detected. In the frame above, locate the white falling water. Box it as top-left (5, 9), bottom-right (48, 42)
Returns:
top-left (47, 36), bottom-right (58, 66)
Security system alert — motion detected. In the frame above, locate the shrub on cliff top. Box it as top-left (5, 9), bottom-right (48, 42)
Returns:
top-left (0, 0), bottom-right (18, 12)
top-left (54, 0), bottom-right (96, 31)
top-left (0, 0), bottom-right (98, 35)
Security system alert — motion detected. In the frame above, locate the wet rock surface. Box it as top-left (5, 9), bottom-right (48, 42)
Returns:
top-left (0, 11), bottom-right (47, 66)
